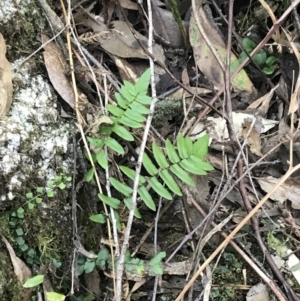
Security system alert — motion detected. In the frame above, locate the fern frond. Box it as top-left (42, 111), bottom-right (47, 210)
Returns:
top-left (123, 80), bottom-right (136, 95)
top-left (86, 68), bottom-right (214, 217)
top-left (185, 136), bottom-right (194, 156)
top-left (180, 159), bottom-right (207, 175)
top-left (86, 167), bottom-right (95, 182)
top-left (169, 164), bottom-right (195, 185)
top-left (119, 165), bottom-right (146, 186)
top-left (138, 186), bottom-right (156, 211)
top-left (142, 152), bottom-right (159, 176)
top-left (98, 193), bottom-right (120, 209)
top-left (104, 137), bottom-right (124, 155)
top-left (135, 68), bottom-right (151, 92)
top-left (159, 169), bottom-right (182, 196)
top-left (193, 134), bottom-right (209, 159)
top-left (148, 176), bottom-right (172, 200)
top-left (111, 124), bottom-right (134, 141)
top-left (106, 104), bottom-right (124, 117)
top-left (177, 133), bottom-right (189, 159)
top-left (129, 102), bottom-right (150, 114)
top-left (189, 155), bottom-right (214, 171)
top-left (110, 177), bottom-right (133, 197)
top-left (87, 136), bottom-right (105, 148)
top-left (124, 198), bottom-right (142, 218)
top-left (96, 149), bottom-right (108, 169)
top-left (119, 115), bottom-right (143, 128)
top-left (166, 139), bottom-right (180, 164)
top-left (153, 142), bottom-right (169, 169)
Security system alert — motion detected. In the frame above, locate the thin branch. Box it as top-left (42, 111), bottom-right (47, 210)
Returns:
top-left (115, 0), bottom-right (158, 299)
top-left (175, 162), bottom-right (300, 301)
top-left (187, 0), bottom-right (300, 136)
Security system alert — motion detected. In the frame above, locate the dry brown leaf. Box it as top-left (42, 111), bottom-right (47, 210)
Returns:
top-left (247, 88), bottom-right (274, 116)
top-left (246, 283), bottom-right (270, 301)
top-left (168, 87), bottom-right (211, 101)
top-left (242, 119), bottom-right (263, 156)
top-left (189, 5), bottom-right (255, 97)
top-left (84, 269), bottom-right (101, 297)
top-left (257, 176), bottom-right (300, 209)
top-left (104, 21), bottom-right (165, 61)
top-left (0, 33), bottom-right (13, 118)
top-left (114, 57), bottom-right (142, 83)
top-left (282, 29), bottom-right (300, 114)
top-left (192, 112), bottom-right (278, 143)
top-left (117, 0), bottom-right (138, 10)
top-left (43, 275), bottom-right (54, 301)
top-left (126, 278), bottom-right (147, 301)
top-left (2, 236), bottom-right (31, 283)
top-left (232, 207), bottom-right (248, 224)
top-left (181, 68), bottom-right (189, 86)
top-left (152, 0), bottom-right (184, 48)
top-left (42, 34), bottom-right (75, 109)
top-left (79, 12), bottom-right (165, 62)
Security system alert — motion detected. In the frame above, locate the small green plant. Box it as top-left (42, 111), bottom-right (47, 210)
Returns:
top-left (23, 275), bottom-right (66, 300)
top-left (211, 288), bottom-right (235, 301)
top-left (9, 209), bottom-right (41, 265)
top-left (211, 253), bottom-right (242, 300)
top-left (86, 68), bottom-right (213, 220)
top-left (239, 37), bottom-right (277, 75)
top-left (77, 249), bottom-right (110, 276)
top-left (76, 247), bottom-right (165, 276)
top-left (25, 173), bottom-right (72, 209)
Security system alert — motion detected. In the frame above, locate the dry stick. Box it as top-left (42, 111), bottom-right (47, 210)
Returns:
top-left (187, 0), bottom-right (300, 137)
top-left (238, 160), bottom-right (299, 301)
top-left (152, 196), bottom-right (163, 301)
top-left (60, 0), bottom-right (118, 294)
top-left (221, 2), bottom-right (288, 298)
top-left (117, 5), bottom-right (226, 121)
top-left (189, 198), bottom-right (288, 301)
top-left (132, 200), bottom-right (174, 257)
top-left (165, 140), bottom-right (284, 264)
top-left (115, 0), bottom-right (158, 300)
top-left (227, 1), bottom-right (298, 299)
top-left (174, 163), bottom-right (300, 301)
top-left (210, 0), bottom-right (288, 106)
top-left (224, 1), bottom-right (298, 300)
top-left (236, 159), bottom-right (300, 300)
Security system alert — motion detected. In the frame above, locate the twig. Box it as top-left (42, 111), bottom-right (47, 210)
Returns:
top-left (187, 0), bottom-right (300, 136)
top-left (223, 2), bottom-right (298, 299)
top-left (166, 140), bottom-right (286, 263)
top-left (189, 197), bottom-right (288, 301)
top-left (191, 0), bottom-right (225, 71)
top-left (60, 0), bottom-right (117, 295)
top-left (151, 196), bottom-right (162, 301)
top-left (115, 0), bottom-right (158, 299)
top-left (210, 0), bottom-right (288, 104)
top-left (131, 200), bottom-right (174, 257)
top-left (174, 163), bottom-right (300, 301)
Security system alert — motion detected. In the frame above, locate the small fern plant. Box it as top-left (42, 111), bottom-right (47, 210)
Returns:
top-left (86, 69), bottom-right (213, 218)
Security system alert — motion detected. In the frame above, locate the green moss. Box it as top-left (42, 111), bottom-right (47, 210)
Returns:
top-left (0, 1), bottom-right (46, 62)
top-left (266, 232), bottom-right (288, 258)
top-left (0, 248), bottom-right (26, 301)
top-left (20, 205), bottom-right (72, 262)
top-left (152, 99), bottom-right (182, 128)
